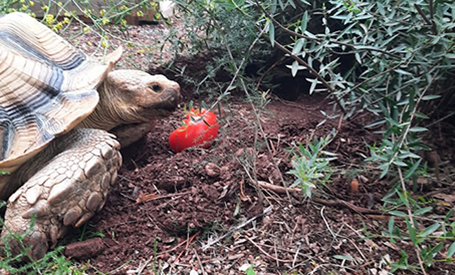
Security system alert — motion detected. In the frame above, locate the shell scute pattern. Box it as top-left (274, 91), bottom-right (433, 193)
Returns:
top-left (0, 12), bottom-right (118, 173)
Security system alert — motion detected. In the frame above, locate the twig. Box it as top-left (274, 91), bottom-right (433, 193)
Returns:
top-left (202, 205), bottom-right (273, 250)
top-left (256, 180), bottom-right (387, 215)
top-left (292, 241), bottom-right (301, 268)
top-left (321, 206), bottom-right (337, 241)
top-left (136, 191), bottom-right (191, 204)
top-left (158, 231), bottom-right (200, 256)
top-left (414, 4), bottom-right (435, 34)
top-left (244, 235), bottom-right (294, 263)
top-left (397, 167), bottom-right (428, 275)
top-left (193, 249), bottom-right (207, 275)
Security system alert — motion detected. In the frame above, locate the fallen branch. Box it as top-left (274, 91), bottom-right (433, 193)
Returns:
top-left (256, 181), bottom-right (385, 215)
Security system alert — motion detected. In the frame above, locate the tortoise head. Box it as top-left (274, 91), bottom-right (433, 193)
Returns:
top-left (100, 69), bottom-right (180, 127)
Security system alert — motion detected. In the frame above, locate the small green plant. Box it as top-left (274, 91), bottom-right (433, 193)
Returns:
top-left (287, 130), bottom-right (337, 198)
top-left (0, 216), bottom-right (90, 275)
top-left (244, 263), bottom-right (256, 275)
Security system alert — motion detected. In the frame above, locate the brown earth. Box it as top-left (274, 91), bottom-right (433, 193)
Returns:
top-left (62, 92), bottom-right (455, 274)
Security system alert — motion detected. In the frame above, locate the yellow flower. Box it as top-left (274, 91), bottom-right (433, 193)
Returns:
top-left (63, 17), bottom-right (70, 24)
top-left (150, 2), bottom-right (158, 8)
top-left (101, 40), bottom-right (108, 48)
top-left (83, 27), bottom-right (90, 33)
top-left (121, 19), bottom-right (127, 26)
top-left (87, 41), bottom-right (92, 46)
top-left (29, 12), bottom-right (36, 17)
top-left (57, 2), bottom-right (62, 6)
top-left (101, 17), bottom-right (109, 25)
top-left (100, 9), bottom-right (106, 16)
top-left (20, 0), bottom-right (25, 3)
top-left (41, 5), bottom-right (49, 11)
top-left (55, 22), bottom-right (63, 30)
top-left (120, 5), bottom-right (128, 11)
top-left (45, 14), bottom-right (54, 25)
top-left (137, 49), bottom-right (145, 54)
top-left (64, 12), bottom-right (71, 17)
top-left (21, 4), bottom-right (27, 11)
top-left (155, 13), bottom-right (161, 20)
top-left (29, 1), bottom-right (34, 6)
top-left (136, 10), bottom-right (144, 17)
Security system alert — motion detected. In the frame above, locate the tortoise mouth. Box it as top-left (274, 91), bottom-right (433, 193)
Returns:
top-left (139, 92), bottom-right (180, 119)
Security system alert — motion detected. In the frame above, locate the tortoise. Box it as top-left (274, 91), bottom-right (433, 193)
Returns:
top-left (0, 12), bottom-right (180, 259)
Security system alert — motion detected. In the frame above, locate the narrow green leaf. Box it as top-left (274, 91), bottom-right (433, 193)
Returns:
top-left (404, 159), bottom-right (422, 179)
top-left (300, 11), bottom-right (308, 33)
top-left (392, 160), bottom-right (408, 167)
top-left (409, 127), bottom-right (428, 132)
top-left (414, 206), bottom-right (431, 216)
top-left (268, 20), bottom-right (275, 47)
top-left (292, 38), bottom-right (305, 55)
top-left (447, 242), bottom-right (455, 258)
top-left (291, 60), bottom-right (299, 77)
top-left (406, 217), bottom-right (417, 246)
top-left (388, 216), bottom-right (395, 234)
top-left (419, 223), bottom-right (440, 238)
top-left (389, 211), bottom-right (407, 217)
top-left (306, 78), bottom-right (318, 94)
top-left (427, 243), bottom-right (443, 261)
top-left (394, 69), bottom-right (413, 75)
top-left (421, 95), bottom-right (441, 101)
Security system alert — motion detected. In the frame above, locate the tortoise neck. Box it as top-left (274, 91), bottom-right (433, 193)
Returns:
top-left (79, 81), bottom-right (127, 131)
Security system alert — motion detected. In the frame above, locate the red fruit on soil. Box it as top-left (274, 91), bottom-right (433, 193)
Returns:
top-left (169, 107), bottom-right (219, 152)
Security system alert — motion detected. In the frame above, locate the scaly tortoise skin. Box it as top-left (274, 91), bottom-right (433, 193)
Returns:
top-left (0, 12), bottom-right (180, 259)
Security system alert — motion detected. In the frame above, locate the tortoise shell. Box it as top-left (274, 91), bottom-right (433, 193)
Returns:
top-left (0, 12), bottom-right (121, 174)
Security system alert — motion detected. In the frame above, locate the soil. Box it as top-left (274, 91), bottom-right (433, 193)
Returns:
top-left (3, 16), bottom-right (455, 275)
top-left (63, 91), bottom-right (455, 275)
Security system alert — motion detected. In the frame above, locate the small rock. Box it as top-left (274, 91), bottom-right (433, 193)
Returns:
top-left (205, 163), bottom-right (220, 177)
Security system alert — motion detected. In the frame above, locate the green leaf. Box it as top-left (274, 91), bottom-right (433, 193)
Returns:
top-left (388, 216), bottom-right (395, 234)
top-left (292, 38), bottom-right (305, 55)
top-left (404, 159), bottom-right (421, 179)
top-left (409, 127), bottom-right (427, 132)
top-left (394, 69), bottom-right (413, 76)
top-left (421, 95), bottom-right (441, 101)
top-left (406, 217), bottom-right (417, 246)
top-left (268, 20), bottom-right (275, 47)
top-left (447, 242), bottom-right (455, 258)
top-left (300, 11), bottom-right (308, 33)
top-left (307, 78), bottom-right (318, 95)
top-left (291, 60), bottom-right (299, 77)
top-left (389, 211), bottom-right (407, 217)
top-left (419, 223), bottom-right (440, 238)
top-left (413, 206), bottom-right (431, 216)
top-left (392, 160), bottom-right (408, 167)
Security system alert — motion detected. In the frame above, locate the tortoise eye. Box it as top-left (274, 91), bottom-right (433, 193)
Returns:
top-left (151, 84), bottom-right (162, 93)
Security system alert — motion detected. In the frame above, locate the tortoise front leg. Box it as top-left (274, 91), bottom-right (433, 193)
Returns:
top-left (0, 129), bottom-right (121, 259)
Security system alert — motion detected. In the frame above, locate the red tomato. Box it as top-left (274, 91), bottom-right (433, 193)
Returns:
top-left (169, 108), bottom-right (219, 152)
